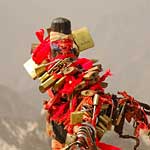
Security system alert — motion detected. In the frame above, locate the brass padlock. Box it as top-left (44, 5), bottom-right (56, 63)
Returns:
top-left (96, 126), bottom-right (105, 139)
top-left (70, 111), bottom-right (84, 125)
top-left (39, 72), bottom-right (50, 83)
top-left (101, 104), bottom-right (109, 110)
top-left (35, 65), bottom-right (47, 77)
top-left (39, 75), bottom-right (58, 93)
top-left (63, 66), bottom-right (78, 75)
top-left (98, 122), bottom-right (107, 132)
top-left (99, 115), bottom-right (112, 130)
top-left (75, 81), bottom-right (86, 91)
top-left (53, 76), bottom-right (66, 91)
top-left (87, 64), bottom-right (102, 72)
top-left (72, 27), bottom-right (94, 52)
top-left (83, 71), bottom-right (99, 80)
top-left (89, 77), bottom-right (99, 85)
top-left (103, 115), bottom-right (112, 130)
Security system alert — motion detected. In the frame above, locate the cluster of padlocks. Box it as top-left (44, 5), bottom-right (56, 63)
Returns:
top-left (24, 23), bottom-right (150, 150)
top-left (25, 53), bottom-right (150, 149)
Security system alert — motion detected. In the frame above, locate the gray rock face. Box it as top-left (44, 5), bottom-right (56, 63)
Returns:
top-left (0, 85), bottom-right (49, 150)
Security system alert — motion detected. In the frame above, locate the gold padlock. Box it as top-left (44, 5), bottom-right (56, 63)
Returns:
top-left (39, 72), bottom-right (50, 83)
top-left (103, 115), bottom-right (112, 130)
top-left (99, 115), bottom-right (109, 125)
top-left (35, 65), bottom-right (47, 77)
top-left (72, 27), bottom-right (94, 52)
top-left (98, 122), bottom-right (107, 132)
top-left (75, 81), bottom-right (86, 91)
top-left (83, 71), bottom-right (99, 80)
top-left (96, 126), bottom-right (105, 139)
top-left (53, 76), bottom-right (66, 91)
top-left (87, 64), bottom-right (102, 72)
top-left (39, 75), bottom-right (58, 93)
top-left (63, 66), bottom-right (78, 75)
top-left (70, 111), bottom-right (84, 125)
top-left (101, 104), bottom-right (109, 110)
top-left (99, 115), bottom-right (112, 130)
top-left (89, 77), bottom-right (99, 85)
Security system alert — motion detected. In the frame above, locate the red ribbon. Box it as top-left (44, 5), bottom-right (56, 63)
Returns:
top-left (32, 29), bottom-right (51, 64)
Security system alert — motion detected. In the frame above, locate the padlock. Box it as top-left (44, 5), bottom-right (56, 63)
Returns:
top-left (70, 111), bottom-right (84, 125)
top-left (75, 81), bottom-right (86, 91)
top-left (72, 27), bottom-right (94, 52)
top-left (81, 90), bottom-right (96, 97)
top-left (63, 66), bottom-right (78, 75)
top-left (39, 75), bottom-right (58, 93)
top-left (96, 126), bottom-right (105, 139)
top-left (83, 71), bottom-right (99, 80)
top-left (89, 77), bottom-right (99, 85)
top-left (39, 72), bottom-right (50, 83)
top-left (98, 122), bottom-right (107, 132)
top-left (103, 115), bottom-right (112, 130)
top-left (99, 115), bottom-right (112, 130)
top-left (87, 64), bottom-right (102, 72)
top-left (53, 76), bottom-right (66, 91)
top-left (101, 104), bottom-right (109, 110)
top-left (35, 65), bottom-right (47, 77)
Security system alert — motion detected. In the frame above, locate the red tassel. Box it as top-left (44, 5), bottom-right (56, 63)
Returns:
top-left (100, 69), bottom-right (112, 82)
top-left (135, 121), bottom-right (148, 137)
top-left (47, 89), bottom-right (54, 99)
top-left (51, 101), bottom-right (69, 121)
top-left (71, 96), bottom-right (78, 112)
top-left (32, 29), bottom-right (51, 64)
top-left (60, 75), bottom-right (83, 95)
top-left (58, 109), bottom-right (70, 123)
top-left (35, 29), bottom-right (44, 42)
